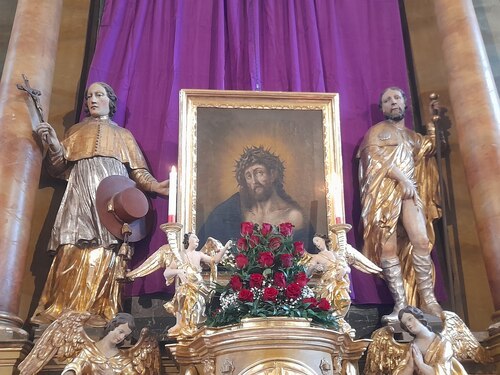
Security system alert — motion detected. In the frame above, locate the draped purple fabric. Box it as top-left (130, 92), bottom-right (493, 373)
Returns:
top-left (86, 0), bottom-right (446, 303)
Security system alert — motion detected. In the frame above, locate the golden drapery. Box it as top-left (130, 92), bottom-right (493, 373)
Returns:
top-left (61, 340), bottom-right (136, 375)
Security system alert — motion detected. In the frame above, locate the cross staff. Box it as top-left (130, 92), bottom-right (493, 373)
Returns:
top-left (16, 74), bottom-right (45, 123)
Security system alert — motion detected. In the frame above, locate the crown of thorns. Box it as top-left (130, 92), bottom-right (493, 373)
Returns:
top-left (235, 146), bottom-right (285, 186)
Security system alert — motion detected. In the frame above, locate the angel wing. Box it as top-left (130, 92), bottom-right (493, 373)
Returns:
top-left (441, 310), bottom-right (493, 363)
top-left (121, 327), bottom-right (161, 374)
top-left (364, 326), bottom-right (410, 375)
top-left (126, 244), bottom-right (175, 281)
top-left (18, 311), bottom-right (92, 374)
top-left (345, 244), bottom-right (382, 274)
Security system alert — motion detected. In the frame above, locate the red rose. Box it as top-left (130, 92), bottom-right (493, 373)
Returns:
top-left (294, 272), bottom-right (309, 287)
top-left (285, 282), bottom-right (302, 299)
top-left (302, 297), bottom-right (318, 308)
top-left (293, 241), bottom-right (305, 256)
top-left (273, 272), bottom-right (286, 288)
top-left (262, 287), bottom-right (279, 302)
top-left (230, 275), bottom-right (243, 291)
top-left (280, 253), bottom-right (293, 268)
top-left (249, 273), bottom-right (264, 288)
top-left (237, 238), bottom-right (248, 251)
top-left (268, 237), bottom-right (282, 251)
top-left (238, 289), bottom-right (254, 302)
top-left (317, 298), bottom-right (331, 311)
top-left (279, 222), bottom-right (294, 236)
top-left (260, 223), bottom-right (272, 237)
top-left (235, 254), bottom-right (249, 269)
top-left (240, 222), bottom-right (254, 236)
top-left (258, 252), bottom-right (274, 268)
top-left (249, 235), bottom-right (260, 248)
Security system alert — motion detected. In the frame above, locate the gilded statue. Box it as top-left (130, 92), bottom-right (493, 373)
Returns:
top-left (358, 87), bottom-right (442, 323)
top-left (364, 306), bottom-right (492, 375)
top-left (18, 311), bottom-right (160, 374)
top-left (302, 230), bottom-right (381, 330)
top-left (31, 82), bottom-right (169, 326)
top-left (126, 226), bottom-right (231, 338)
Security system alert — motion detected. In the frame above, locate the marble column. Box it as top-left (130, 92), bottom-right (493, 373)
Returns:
top-left (0, 0), bottom-right (63, 337)
top-left (433, 0), bottom-right (500, 328)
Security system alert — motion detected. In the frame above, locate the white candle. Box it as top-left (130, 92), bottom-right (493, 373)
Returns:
top-left (332, 173), bottom-right (343, 223)
top-left (168, 166), bottom-right (177, 223)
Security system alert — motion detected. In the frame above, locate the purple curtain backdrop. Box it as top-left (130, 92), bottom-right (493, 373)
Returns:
top-left (85, 0), bottom-right (446, 303)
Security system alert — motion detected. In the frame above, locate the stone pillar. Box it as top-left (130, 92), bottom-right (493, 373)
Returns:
top-left (434, 0), bottom-right (500, 338)
top-left (0, 0), bottom-right (63, 338)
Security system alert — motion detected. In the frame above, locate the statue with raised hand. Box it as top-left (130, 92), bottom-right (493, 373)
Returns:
top-left (31, 82), bottom-right (169, 327)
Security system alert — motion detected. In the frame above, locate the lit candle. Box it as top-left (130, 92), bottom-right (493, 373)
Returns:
top-left (332, 173), bottom-right (343, 223)
top-left (168, 166), bottom-right (177, 223)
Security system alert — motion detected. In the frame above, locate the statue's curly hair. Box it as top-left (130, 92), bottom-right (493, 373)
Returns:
top-left (103, 312), bottom-right (135, 344)
top-left (83, 82), bottom-right (118, 118)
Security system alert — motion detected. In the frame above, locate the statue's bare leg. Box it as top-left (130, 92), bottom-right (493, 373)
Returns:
top-left (402, 200), bottom-right (443, 316)
top-left (380, 232), bottom-right (408, 324)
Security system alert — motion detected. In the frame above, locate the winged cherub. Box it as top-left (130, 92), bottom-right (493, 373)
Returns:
top-left (126, 229), bottom-right (232, 338)
top-left (364, 305), bottom-right (493, 374)
top-left (303, 233), bottom-right (382, 318)
top-left (18, 311), bottom-right (160, 374)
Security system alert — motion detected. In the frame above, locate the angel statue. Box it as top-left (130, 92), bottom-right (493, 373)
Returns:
top-left (364, 306), bottom-right (493, 375)
top-left (18, 311), bottom-right (160, 374)
top-left (126, 229), bottom-right (232, 338)
top-left (302, 232), bottom-right (381, 330)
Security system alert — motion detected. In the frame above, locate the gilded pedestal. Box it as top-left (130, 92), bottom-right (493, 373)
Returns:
top-left (168, 317), bottom-right (370, 375)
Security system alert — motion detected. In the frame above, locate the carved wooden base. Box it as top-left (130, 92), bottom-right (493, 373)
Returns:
top-left (167, 317), bottom-right (370, 375)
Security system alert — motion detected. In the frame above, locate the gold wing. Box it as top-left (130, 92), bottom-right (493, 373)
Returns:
top-left (441, 310), bottom-right (493, 363)
top-left (121, 328), bottom-right (161, 374)
top-left (126, 244), bottom-right (175, 281)
top-left (18, 311), bottom-right (92, 374)
top-left (364, 326), bottom-right (410, 375)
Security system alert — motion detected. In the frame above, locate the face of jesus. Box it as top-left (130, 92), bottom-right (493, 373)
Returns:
top-left (244, 164), bottom-right (276, 202)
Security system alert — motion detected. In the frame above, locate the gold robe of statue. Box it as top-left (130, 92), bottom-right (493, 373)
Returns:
top-left (61, 341), bottom-right (138, 375)
top-left (358, 121), bottom-right (441, 305)
top-left (32, 117), bottom-right (158, 326)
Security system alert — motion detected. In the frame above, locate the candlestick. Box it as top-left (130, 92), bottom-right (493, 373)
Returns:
top-left (168, 166), bottom-right (177, 223)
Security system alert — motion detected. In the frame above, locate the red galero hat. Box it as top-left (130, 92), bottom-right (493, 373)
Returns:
top-left (96, 175), bottom-right (151, 242)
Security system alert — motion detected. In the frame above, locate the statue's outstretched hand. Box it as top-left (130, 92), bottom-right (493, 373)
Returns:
top-left (152, 179), bottom-right (169, 196)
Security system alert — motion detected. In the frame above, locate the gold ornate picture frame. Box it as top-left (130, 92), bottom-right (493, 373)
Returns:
top-left (178, 89), bottom-right (343, 246)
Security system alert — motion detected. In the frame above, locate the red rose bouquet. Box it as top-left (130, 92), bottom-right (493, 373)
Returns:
top-left (206, 222), bottom-right (339, 329)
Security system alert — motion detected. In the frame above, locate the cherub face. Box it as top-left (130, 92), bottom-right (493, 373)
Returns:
top-left (188, 233), bottom-right (200, 249)
top-left (313, 236), bottom-right (327, 251)
top-left (109, 322), bottom-right (132, 345)
top-left (400, 312), bottom-right (424, 336)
